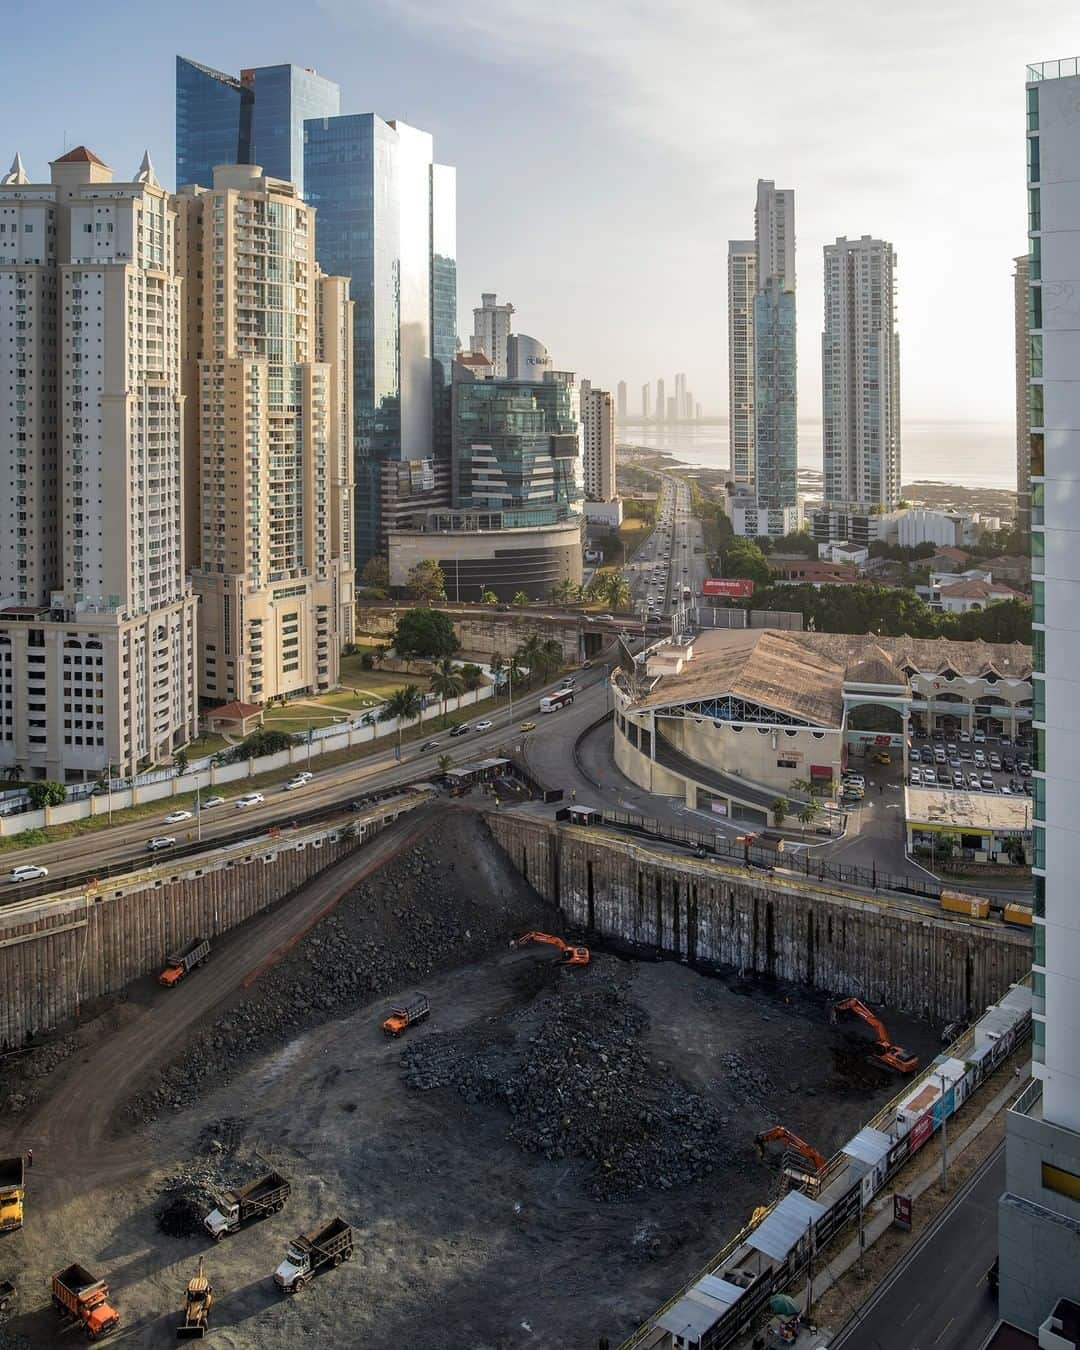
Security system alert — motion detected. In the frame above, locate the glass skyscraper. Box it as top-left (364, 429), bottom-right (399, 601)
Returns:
top-left (175, 57), bottom-right (339, 194)
top-left (753, 281), bottom-right (797, 511)
top-left (305, 115), bottom-right (456, 565)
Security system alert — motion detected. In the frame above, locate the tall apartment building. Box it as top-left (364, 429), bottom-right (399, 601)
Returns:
top-left (616, 380), bottom-right (627, 420)
top-left (821, 235), bottom-right (901, 513)
top-left (655, 376), bottom-right (666, 421)
top-left (641, 382), bottom-right (651, 420)
top-left (176, 57), bottom-right (340, 196)
top-left (728, 238), bottom-right (756, 485)
top-left (750, 179), bottom-right (799, 534)
top-left (0, 147), bottom-right (197, 780)
top-left (176, 165), bottom-right (354, 705)
top-left (580, 380), bottom-right (616, 501)
top-left (471, 292), bottom-right (514, 378)
top-left (1015, 253), bottom-right (1032, 541)
top-left (997, 56), bottom-right (1080, 1335)
top-left (304, 113), bottom-right (456, 564)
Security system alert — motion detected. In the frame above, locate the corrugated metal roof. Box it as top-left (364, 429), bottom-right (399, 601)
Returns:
top-left (746, 1191), bottom-right (826, 1260)
top-left (696, 1274), bottom-right (746, 1305)
top-left (656, 1288), bottom-right (727, 1339)
top-left (843, 1125), bottom-right (892, 1167)
top-left (1001, 985), bottom-right (1033, 1014)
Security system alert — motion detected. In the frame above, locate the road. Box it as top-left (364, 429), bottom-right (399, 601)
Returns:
top-left (625, 475), bottom-right (704, 623)
top-left (5, 805), bottom-right (444, 1205)
top-left (828, 1144), bottom-right (1003, 1350)
top-left (0, 666), bottom-right (612, 894)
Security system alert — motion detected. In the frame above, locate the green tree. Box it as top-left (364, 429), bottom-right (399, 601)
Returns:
top-left (516, 635), bottom-right (545, 686)
top-left (360, 556), bottom-right (390, 593)
top-left (721, 539), bottom-right (773, 585)
top-left (28, 780), bottom-right (67, 809)
top-left (392, 608), bottom-right (460, 663)
top-left (797, 800), bottom-right (817, 829)
top-left (774, 530), bottom-right (817, 559)
top-left (538, 639), bottom-right (563, 680)
top-left (436, 752), bottom-right (454, 776)
top-left (480, 589), bottom-right (499, 606)
top-left (238, 728), bottom-right (295, 759)
top-left (380, 684), bottom-right (425, 757)
top-left (512, 591), bottom-right (529, 607)
top-left (406, 558), bottom-right (447, 604)
top-left (770, 796), bottom-right (789, 829)
top-left (459, 662), bottom-right (484, 692)
top-left (1001, 835), bottom-right (1028, 866)
top-left (596, 570), bottom-right (632, 611)
top-left (429, 657), bottom-right (465, 724)
top-left (172, 749), bottom-right (189, 777)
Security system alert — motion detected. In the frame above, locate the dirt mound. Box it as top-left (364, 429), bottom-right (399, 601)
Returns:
top-left (156, 1117), bottom-right (264, 1238)
top-left (130, 810), bottom-right (554, 1122)
top-left (401, 964), bottom-right (730, 1200)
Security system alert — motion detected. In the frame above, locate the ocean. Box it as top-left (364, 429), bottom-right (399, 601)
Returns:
top-left (621, 420), bottom-right (1017, 492)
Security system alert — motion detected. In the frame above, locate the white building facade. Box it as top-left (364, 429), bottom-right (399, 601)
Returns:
top-left (727, 239), bottom-right (756, 486)
top-left (998, 56), bottom-right (1080, 1335)
top-left (0, 148), bottom-right (198, 782)
top-left (471, 291), bottom-right (514, 378)
top-left (579, 380), bottom-right (616, 502)
top-left (821, 235), bottom-right (901, 514)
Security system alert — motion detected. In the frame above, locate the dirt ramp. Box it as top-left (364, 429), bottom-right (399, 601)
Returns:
top-left (129, 808), bottom-right (556, 1122)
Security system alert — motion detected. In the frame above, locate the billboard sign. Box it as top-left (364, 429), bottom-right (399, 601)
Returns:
top-left (893, 1193), bottom-right (913, 1231)
top-left (702, 577), bottom-right (755, 598)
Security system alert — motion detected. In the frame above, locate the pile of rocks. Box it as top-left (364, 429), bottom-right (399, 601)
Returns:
top-left (129, 814), bottom-right (553, 1123)
top-left (401, 971), bottom-right (729, 1201)
top-left (156, 1117), bottom-right (261, 1238)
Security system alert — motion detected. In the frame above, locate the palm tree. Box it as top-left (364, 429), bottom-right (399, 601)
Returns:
top-left (537, 639), bottom-right (563, 681)
top-left (437, 752), bottom-right (454, 776)
top-left (512, 591), bottom-right (529, 607)
top-left (516, 635), bottom-right (545, 687)
top-left (480, 589), bottom-right (499, 606)
top-left (797, 800), bottom-right (817, 829)
top-left (380, 684), bottom-right (424, 758)
top-left (429, 658), bottom-right (465, 725)
top-left (603, 571), bottom-right (632, 612)
top-left (770, 796), bottom-right (790, 829)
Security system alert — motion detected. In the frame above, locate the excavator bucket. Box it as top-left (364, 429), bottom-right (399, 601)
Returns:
top-left (176, 1325), bottom-right (207, 1341)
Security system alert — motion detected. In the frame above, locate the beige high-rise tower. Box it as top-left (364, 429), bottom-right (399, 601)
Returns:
top-left (0, 146), bottom-right (198, 780)
top-left (177, 165), bottom-right (354, 705)
top-left (579, 380), bottom-right (616, 502)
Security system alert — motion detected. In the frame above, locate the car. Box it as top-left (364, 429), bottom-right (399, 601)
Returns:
top-left (1002, 756), bottom-right (1015, 773)
top-left (420, 740), bottom-right (442, 752)
top-left (934, 748), bottom-right (946, 764)
top-left (981, 775), bottom-right (995, 791)
top-left (952, 772), bottom-right (965, 788)
top-left (946, 742), bottom-right (958, 756)
top-left (919, 747), bottom-right (933, 764)
top-left (201, 796), bottom-right (225, 809)
top-left (959, 730), bottom-right (971, 744)
top-left (949, 756), bottom-right (961, 770)
top-left (973, 729), bottom-right (986, 743)
top-left (974, 750), bottom-right (986, 766)
top-left (842, 772), bottom-right (865, 786)
top-left (519, 720), bottom-right (537, 732)
top-left (1000, 784), bottom-right (1014, 795)
top-left (1023, 780), bottom-right (1034, 795)
top-left (164, 809), bottom-right (193, 824)
top-left (474, 720), bottom-right (493, 731)
top-left (1017, 761), bottom-right (1032, 777)
top-left (147, 836), bottom-right (177, 852)
top-left (959, 747), bottom-right (973, 761)
top-left (235, 792), bottom-right (265, 808)
top-left (449, 724), bottom-right (471, 738)
top-left (871, 751), bottom-right (890, 765)
top-left (968, 774), bottom-right (982, 790)
top-left (989, 754), bottom-right (1002, 772)
top-left (284, 776), bottom-right (309, 791)
top-left (6, 864), bottom-right (47, 884)
top-left (909, 769), bottom-right (922, 785)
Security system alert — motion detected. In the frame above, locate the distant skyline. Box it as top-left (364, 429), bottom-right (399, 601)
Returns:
top-left (7, 0), bottom-right (1076, 441)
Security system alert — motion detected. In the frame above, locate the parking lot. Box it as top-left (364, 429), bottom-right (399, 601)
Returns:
top-left (909, 728), bottom-right (1033, 800)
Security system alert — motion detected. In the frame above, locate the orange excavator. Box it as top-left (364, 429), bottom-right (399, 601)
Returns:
top-left (833, 997), bottom-right (919, 1074)
top-left (755, 1126), bottom-right (828, 1174)
top-left (511, 932), bottom-right (590, 966)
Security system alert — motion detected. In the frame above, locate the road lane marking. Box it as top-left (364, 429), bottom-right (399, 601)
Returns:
top-left (900, 1301), bottom-right (921, 1325)
top-left (933, 1316), bottom-right (955, 1343)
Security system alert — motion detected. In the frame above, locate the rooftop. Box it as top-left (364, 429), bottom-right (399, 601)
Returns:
top-left (1028, 56), bottom-right (1080, 82)
top-left (53, 145), bottom-right (108, 167)
top-left (938, 578), bottom-right (1022, 601)
top-left (905, 786), bottom-right (1032, 834)
top-left (626, 629), bottom-right (1032, 726)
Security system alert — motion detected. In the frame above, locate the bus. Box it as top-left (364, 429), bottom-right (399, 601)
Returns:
top-left (539, 689), bottom-right (575, 713)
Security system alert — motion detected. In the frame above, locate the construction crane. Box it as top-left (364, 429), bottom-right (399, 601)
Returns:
top-left (755, 1126), bottom-right (828, 1173)
top-left (176, 1258), bottom-right (213, 1340)
top-left (834, 997), bottom-right (919, 1074)
top-left (511, 932), bottom-right (590, 966)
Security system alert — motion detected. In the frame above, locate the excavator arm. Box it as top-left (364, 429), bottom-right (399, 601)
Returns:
top-left (834, 998), bottom-right (919, 1074)
top-left (755, 1126), bottom-right (827, 1173)
top-left (834, 997), bottom-right (889, 1044)
top-left (511, 932), bottom-right (590, 966)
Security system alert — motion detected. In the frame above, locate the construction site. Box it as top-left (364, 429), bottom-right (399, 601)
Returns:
top-left (0, 804), bottom-right (994, 1347)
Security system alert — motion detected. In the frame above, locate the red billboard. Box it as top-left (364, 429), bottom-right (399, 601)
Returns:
top-left (702, 577), bottom-right (755, 598)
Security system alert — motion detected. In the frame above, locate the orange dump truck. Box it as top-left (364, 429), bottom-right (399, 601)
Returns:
top-left (51, 1264), bottom-right (120, 1340)
top-left (1003, 902), bottom-right (1034, 927)
top-left (158, 938), bottom-right (211, 987)
top-left (939, 889), bottom-right (991, 919)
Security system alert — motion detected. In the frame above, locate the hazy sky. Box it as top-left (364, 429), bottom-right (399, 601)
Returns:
top-left (6, 0), bottom-right (1077, 428)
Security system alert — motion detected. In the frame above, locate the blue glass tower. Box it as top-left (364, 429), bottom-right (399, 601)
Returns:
top-left (753, 282), bottom-right (797, 511)
top-left (175, 57), bottom-right (339, 193)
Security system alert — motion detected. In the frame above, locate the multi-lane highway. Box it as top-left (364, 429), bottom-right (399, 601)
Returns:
top-left (626, 475), bottom-right (708, 623)
top-left (0, 667), bottom-right (612, 895)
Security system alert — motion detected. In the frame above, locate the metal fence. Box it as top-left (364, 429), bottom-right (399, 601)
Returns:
top-left (597, 808), bottom-right (949, 902)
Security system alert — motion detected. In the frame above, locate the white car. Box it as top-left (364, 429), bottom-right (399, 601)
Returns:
top-left (474, 720), bottom-right (493, 732)
top-left (6, 864), bottom-right (47, 884)
top-left (235, 792), bottom-right (265, 808)
top-left (284, 776), bottom-right (309, 791)
top-left (201, 796), bottom-right (225, 809)
top-left (147, 835), bottom-right (177, 852)
top-left (164, 809), bottom-right (193, 825)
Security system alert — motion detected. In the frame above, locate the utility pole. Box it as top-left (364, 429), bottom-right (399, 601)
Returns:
top-left (196, 782), bottom-right (202, 843)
